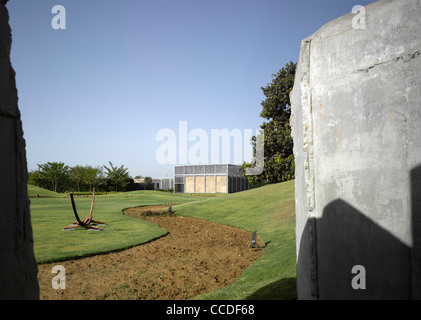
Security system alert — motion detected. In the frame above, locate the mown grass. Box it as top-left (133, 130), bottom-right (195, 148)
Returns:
top-left (30, 189), bottom-right (210, 263)
top-left (172, 180), bottom-right (297, 300)
top-left (28, 184), bottom-right (66, 198)
top-left (29, 181), bottom-right (296, 299)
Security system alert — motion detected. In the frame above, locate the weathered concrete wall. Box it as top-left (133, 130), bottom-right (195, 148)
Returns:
top-left (291, 0), bottom-right (421, 299)
top-left (0, 0), bottom-right (39, 299)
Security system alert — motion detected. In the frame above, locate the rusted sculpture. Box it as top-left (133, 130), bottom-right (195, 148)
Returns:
top-left (63, 188), bottom-right (105, 230)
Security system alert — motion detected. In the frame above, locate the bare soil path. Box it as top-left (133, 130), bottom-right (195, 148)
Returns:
top-left (37, 205), bottom-right (264, 300)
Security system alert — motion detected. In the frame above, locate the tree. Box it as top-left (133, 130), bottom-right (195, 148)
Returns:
top-left (103, 161), bottom-right (131, 192)
top-left (70, 165), bottom-right (104, 192)
top-left (69, 165), bottom-right (84, 192)
top-left (81, 165), bottom-right (103, 192)
top-left (241, 61), bottom-right (296, 185)
top-left (143, 176), bottom-right (153, 190)
top-left (37, 162), bottom-right (70, 193)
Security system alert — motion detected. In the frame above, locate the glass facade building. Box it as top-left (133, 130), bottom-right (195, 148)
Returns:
top-left (173, 164), bottom-right (249, 194)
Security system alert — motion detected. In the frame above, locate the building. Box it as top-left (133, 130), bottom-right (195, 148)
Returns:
top-left (133, 178), bottom-right (174, 190)
top-left (174, 164), bottom-right (249, 194)
top-left (152, 178), bottom-right (174, 190)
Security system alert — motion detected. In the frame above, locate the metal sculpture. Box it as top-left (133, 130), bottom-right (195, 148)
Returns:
top-left (63, 188), bottom-right (105, 230)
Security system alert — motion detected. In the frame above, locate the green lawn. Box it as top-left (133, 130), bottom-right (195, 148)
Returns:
top-left (173, 180), bottom-right (297, 300)
top-left (29, 181), bottom-right (296, 299)
top-left (28, 184), bottom-right (67, 198)
top-left (30, 189), bottom-right (211, 263)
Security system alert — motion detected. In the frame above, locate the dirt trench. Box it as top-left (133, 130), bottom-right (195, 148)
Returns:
top-left (37, 206), bottom-right (264, 300)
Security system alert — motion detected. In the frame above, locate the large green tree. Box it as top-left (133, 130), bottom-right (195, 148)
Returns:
top-left (241, 61), bottom-right (296, 185)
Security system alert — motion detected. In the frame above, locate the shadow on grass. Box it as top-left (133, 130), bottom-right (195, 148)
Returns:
top-left (246, 277), bottom-right (297, 300)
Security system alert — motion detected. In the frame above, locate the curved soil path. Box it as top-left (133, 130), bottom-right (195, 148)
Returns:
top-left (37, 206), bottom-right (264, 300)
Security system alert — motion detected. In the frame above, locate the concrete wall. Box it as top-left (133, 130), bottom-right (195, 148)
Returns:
top-left (291, 0), bottom-right (421, 299)
top-left (0, 0), bottom-right (39, 299)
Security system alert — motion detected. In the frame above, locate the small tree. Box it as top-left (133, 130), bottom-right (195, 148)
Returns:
top-left (144, 176), bottom-right (153, 190)
top-left (37, 162), bottom-right (70, 193)
top-left (103, 161), bottom-right (130, 192)
top-left (69, 165), bottom-right (83, 192)
top-left (81, 165), bottom-right (102, 192)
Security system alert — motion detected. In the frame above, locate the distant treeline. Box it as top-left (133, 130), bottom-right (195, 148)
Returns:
top-left (29, 161), bottom-right (150, 193)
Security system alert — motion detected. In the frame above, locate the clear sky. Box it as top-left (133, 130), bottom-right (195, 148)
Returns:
top-left (7, 0), bottom-right (376, 178)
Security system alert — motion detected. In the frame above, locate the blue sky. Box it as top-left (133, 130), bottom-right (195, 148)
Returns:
top-left (7, 0), bottom-right (375, 178)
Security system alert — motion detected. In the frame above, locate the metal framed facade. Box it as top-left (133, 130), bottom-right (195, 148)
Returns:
top-left (152, 178), bottom-right (174, 190)
top-left (173, 164), bottom-right (249, 194)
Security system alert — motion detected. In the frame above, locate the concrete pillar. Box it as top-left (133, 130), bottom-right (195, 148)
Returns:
top-left (0, 0), bottom-right (39, 299)
top-left (291, 0), bottom-right (421, 299)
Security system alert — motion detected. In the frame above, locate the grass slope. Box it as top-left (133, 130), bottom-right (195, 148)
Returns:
top-left (173, 180), bottom-right (296, 300)
top-left (28, 184), bottom-right (66, 198)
